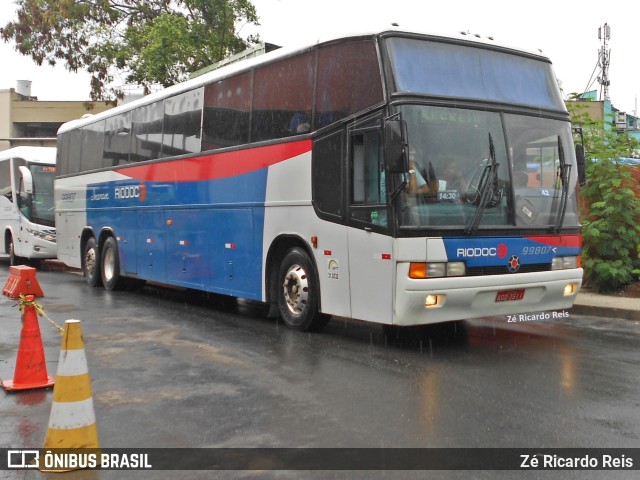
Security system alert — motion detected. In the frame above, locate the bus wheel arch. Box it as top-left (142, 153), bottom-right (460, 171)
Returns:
top-left (5, 229), bottom-right (23, 266)
top-left (266, 237), bottom-right (329, 332)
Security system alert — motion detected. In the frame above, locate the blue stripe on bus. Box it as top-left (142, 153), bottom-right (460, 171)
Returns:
top-left (444, 236), bottom-right (580, 268)
top-left (86, 169), bottom-right (268, 299)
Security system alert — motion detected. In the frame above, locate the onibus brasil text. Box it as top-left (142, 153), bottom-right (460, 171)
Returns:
top-left (8, 450), bottom-right (152, 470)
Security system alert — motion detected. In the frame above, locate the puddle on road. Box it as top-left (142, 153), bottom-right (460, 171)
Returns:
top-left (98, 382), bottom-right (241, 407)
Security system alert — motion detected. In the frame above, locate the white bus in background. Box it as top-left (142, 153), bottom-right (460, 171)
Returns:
top-left (0, 146), bottom-right (57, 266)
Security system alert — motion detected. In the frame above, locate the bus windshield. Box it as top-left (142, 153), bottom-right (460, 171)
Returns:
top-left (28, 164), bottom-right (56, 227)
top-left (395, 105), bottom-right (580, 232)
top-left (386, 36), bottom-right (565, 110)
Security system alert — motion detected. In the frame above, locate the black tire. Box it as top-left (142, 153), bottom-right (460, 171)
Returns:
top-left (100, 236), bottom-right (124, 291)
top-left (83, 237), bottom-right (102, 287)
top-left (7, 235), bottom-right (24, 266)
top-left (277, 247), bottom-right (329, 332)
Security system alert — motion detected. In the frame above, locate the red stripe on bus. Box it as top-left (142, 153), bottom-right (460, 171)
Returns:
top-left (524, 234), bottom-right (582, 248)
top-left (115, 140), bottom-right (312, 182)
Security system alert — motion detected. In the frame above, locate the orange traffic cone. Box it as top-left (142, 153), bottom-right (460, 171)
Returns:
top-left (43, 320), bottom-right (99, 460)
top-left (1, 295), bottom-right (55, 391)
top-left (2, 265), bottom-right (44, 298)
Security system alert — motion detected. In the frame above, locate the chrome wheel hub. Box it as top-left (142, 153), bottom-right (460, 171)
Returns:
top-left (283, 264), bottom-right (308, 315)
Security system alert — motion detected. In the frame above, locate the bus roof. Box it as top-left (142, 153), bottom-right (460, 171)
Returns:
top-left (0, 146), bottom-right (56, 164)
top-left (58, 24), bottom-right (552, 135)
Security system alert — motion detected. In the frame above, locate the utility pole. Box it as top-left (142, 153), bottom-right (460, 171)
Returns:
top-left (597, 23), bottom-right (611, 101)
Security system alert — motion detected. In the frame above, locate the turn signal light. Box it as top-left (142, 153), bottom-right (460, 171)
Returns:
top-left (409, 263), bottom-right (427, 279)
top-left (408, 262), bottom-right (465, 279)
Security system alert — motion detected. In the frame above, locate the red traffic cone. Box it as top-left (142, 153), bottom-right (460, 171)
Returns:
top-left (2, 265), bottom-right (44, 298)
top-left (2, 295), bottom-right (55, 391)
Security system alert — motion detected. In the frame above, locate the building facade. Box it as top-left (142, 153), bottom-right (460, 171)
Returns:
top-left (0, 85), bottom-right (113, 152)
top-left (568, 93), bottom-right (640, 144)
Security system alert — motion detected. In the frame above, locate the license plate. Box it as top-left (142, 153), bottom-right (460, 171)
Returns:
top-left (495, 289), bottom-right (525, 302)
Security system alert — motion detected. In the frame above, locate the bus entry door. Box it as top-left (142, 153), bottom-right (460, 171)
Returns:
top-left (347, 229), bottom-right (394, 324)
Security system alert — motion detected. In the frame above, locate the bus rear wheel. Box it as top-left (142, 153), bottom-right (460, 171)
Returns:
top-left (277, 248), bottom-right (329, 332)
top-left (83, 237), bottom-right (102, 287)
top-left (101, 236), bottom-right (124, 291)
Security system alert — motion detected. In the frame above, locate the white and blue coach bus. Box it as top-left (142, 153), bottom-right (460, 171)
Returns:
top-left (55, 26), bottom-right (584, 331)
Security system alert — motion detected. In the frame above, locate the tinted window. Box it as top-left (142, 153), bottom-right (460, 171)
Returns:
top-left (67, 129), bottom-right (83, 175)
top-left (104, 112), bottom-right (132, 167)
top-left (0, 160), bottom-right (10, 197)
top-left (387, 37), bottom-right (565, 110)
top-left (252, 51), bottom-right (314, 142)
top-left (163, 88), bottom-right (203, 157)
top-left (81, 120), bottom-right (105, 171)
top-left (131, 101), bottom-right (164, 162)
top-left (350, 129), bottom-right (387, 227)
top-left (313, 130), bottom-right (344, 219)
top-left (30, 164), bottom-right (56, 226)
top-left (203, 73), bottom-right (252, 150)
top-left (316, 41), bottom-right (383, 129)
top-left (57, 132), bottom-right (70, 176)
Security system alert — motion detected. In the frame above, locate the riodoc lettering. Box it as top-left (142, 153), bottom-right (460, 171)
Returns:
top-left (457, 247), bottom-right (497, 258)
top-left (114, 186), bottom-right (140, 200)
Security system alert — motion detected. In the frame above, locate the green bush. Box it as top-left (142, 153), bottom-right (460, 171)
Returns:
top-left (581, 158), bottom-right (640, 292)
top-left (567, 101), bottom-right (640, 292)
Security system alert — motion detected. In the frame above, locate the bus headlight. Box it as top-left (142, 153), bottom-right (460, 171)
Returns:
top-left (563, 283), bottom-right (579, 296)
top-left (26, 227), bottom-right (57, 243)
top-left (552, 256), bottom-right (580, 270)
top-left (409, 262), bottom-right (466, 279)
top-left (446, 262), bottom-right (466, 277)
top-left (425, 294), bottom-right (445, 307)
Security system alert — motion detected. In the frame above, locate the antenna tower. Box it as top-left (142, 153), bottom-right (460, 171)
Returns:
top-left (597, 23), bottom-right (611, 101)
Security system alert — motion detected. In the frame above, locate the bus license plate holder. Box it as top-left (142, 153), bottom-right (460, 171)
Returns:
top-left (495, 288), bottom-right (525, 302)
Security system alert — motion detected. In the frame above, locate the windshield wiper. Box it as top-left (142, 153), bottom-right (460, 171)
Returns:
top-left (465, 133), bottom-right (500, 234)
top-left (553, 135), bottom-right (572, 233)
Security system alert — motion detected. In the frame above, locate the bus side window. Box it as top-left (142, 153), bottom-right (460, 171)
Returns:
top-left (17, 177), bottom-right (30, 218)
top-left (350, 130), bottom-right (386, 227)
top-left (313, 130), bottom-right (344, 221)
top-left (0, 161), bottom-right (11, 201)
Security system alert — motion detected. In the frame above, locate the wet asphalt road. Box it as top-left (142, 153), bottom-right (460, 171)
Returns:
top-left (0, 259), bottom-right (639, 480)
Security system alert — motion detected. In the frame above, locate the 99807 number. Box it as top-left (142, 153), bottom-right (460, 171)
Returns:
top-left (521, 246), bottom-right (552, 255)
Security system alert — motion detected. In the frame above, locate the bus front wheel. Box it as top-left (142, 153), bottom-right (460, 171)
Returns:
top-left (277, 248), bottom-right (329, 332)
top-left (101, 237), bottom-right (124, 291)
top-left (7, 235), bottom-right (23, 266)
top-left (83, 237), bottom-right (102, 287)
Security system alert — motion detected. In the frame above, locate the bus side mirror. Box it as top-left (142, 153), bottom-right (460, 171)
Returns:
top-left (18, 166), bottom-right (34, 194)
top-left (384, 118), bottom-right (408, 174)
top-left (575, 144), bottom-right (586, 186)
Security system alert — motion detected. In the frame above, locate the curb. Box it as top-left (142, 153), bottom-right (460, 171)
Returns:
top-left (570, 303), bottom-right (640, 321)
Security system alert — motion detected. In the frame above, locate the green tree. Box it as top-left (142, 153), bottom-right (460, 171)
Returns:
top-left (567, 102), bottom-right (640, 292)
top-left (1, 0), bottom-right (260, 102)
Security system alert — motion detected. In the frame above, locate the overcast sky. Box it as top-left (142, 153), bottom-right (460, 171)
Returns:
top-left (1, 0), bottom-right (638, 115)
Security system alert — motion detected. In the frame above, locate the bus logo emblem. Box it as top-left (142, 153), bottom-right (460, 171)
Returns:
top-left (507, 255), bottom-right (521, 273)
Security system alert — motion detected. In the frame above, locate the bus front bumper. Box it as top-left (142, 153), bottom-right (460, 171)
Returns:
top-left (394, 267), bottom-right (583, 326)
top-left (27, 238), bottom-right (57, 259)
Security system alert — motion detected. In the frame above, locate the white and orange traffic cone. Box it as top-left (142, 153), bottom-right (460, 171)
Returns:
top-left (41, 320), bottom-right (99, 471)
